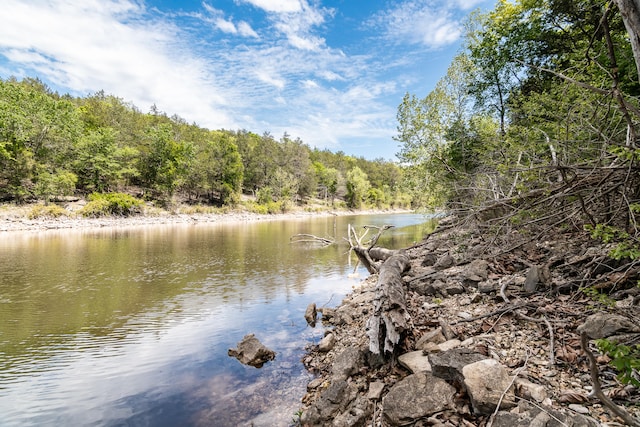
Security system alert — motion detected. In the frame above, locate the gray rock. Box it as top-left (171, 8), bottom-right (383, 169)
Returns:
top-left (318, 333), bottom-right (336, 352)
top-left (464, 259), bottom-right (489, 281)
top-left (478, 280), bottom-right (498, 293)
top-left (301, 379), bottom-right (357, 425)
top-left (331, 396), bottom-right (372, 427)
top-left (415, 327), bottom-right (446, 350)
top-left (434, 253), bottom-right (455, 270)
top-left (398, 350), bottom-right (432, 373)
top-left (305, 302), bottom-right (317, 327)
top-left (492, 401), bottom-right (599, 427)
top-left (577, 312), bottom-right (640, 339)
top-left (429, 348), bottom-right (487, 383)
top-left (462, 358), bottom-right (516, 415)
top-left (227, 334), bottom-right (276, 368)
top-left (524, 265), bottom-right (540, 293)
top-left (382, 373), bottom-right (455, 426)
top-left (331, 347), bottom-right (363, 380)
top-left (514, 377), bottom-right (548, 403)
top-left (367, 381), bottom-right (385, 400)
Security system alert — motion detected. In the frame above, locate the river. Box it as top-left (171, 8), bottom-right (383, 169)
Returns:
top-left (0, 213), bottom-right (433, 426)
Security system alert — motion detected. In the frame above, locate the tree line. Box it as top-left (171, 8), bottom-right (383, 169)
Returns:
top-left (396, 0), bottom-right (640, 230)
top-left (0, 77), bottom-right (410, 211)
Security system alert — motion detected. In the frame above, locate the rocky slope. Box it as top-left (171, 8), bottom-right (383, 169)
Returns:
top-left (299, 217), bottom-right (640, 426)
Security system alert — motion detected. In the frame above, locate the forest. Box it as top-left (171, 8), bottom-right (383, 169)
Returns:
top-left (396, 0), bottom-right (640, 238)
top-left (0, 77), bottom-right (409, 214)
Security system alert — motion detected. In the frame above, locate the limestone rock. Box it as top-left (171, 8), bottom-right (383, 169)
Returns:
top-left (228, 334), bottom-right (275, 368)
top-left (577, 312), bottom-right (640, 339)
top-left (492, 401), bottom-right (599, 427)
top-left (398, 350), bottom-right (432, 373)
top-left (331, 347), bottom-right (363, 380)
top-left (464, 259), bottom-right (489, 282)
top-left (305, 302), bottom-right (317, 327)
top-left (382, 373), bottom-right (455, 426)
top-left (367, 381), bottom-right (385, 400)
top-left (434, 253), bottom-right (455, 270)
top-left (428, 348), bottom-right (486, 384)
top-left (515, 377), bottom-right (548, 403)
top-left (415, 327), bottom-right (446, 350)
top-left (462, 359), bottom-right (516, 415)
top-left (318, 333), bottom-right (336, 352)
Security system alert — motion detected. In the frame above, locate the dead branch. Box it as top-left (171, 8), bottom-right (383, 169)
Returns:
top-left (580, 332), bottom-right (640, 426)
top-left (290, 234), bottom-right (335, 246)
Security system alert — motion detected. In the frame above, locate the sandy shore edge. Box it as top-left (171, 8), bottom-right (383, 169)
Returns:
top-left (0, 207), bottom-right (415, 233)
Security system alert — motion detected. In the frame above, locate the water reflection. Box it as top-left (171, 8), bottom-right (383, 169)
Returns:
top-left (0, 214), bottom-right (433, 426)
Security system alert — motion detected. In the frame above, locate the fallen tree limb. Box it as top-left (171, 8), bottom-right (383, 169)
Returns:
top-left (366, 252), bottom-right (411, 355)
top-left (580, 332), bottom-right (640, 426)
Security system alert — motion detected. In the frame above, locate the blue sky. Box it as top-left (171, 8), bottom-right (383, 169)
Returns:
top-left (0, 0), bottom-right (495, 160)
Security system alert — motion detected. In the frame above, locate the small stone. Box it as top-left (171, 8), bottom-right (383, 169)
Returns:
top-left (318, 333), bottom-right (336, 352)
top-left (367, 381), bottom-right (385, 400)
top-left (398, 350), bottom-right (433, 373)
top-left (568, 404), bottom-right (590, 415)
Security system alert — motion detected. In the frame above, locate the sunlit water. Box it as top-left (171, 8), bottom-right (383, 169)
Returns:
top-left (0, 213), bottom-right (432, 426)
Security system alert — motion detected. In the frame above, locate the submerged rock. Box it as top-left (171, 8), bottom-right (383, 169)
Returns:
top-left (228, 333), bottom-right (276, 368)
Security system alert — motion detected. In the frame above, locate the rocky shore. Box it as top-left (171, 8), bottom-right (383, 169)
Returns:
top-left (0, 202), bottom-right (408, 233)
top-left (299, 217), bottom-right (640, 426)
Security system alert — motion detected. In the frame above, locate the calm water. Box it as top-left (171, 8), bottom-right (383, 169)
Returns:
top-left (0, 213), bottom-right (431, 426)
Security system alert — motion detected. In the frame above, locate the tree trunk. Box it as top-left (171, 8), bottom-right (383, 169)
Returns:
top-left (365, 252), bottom-right (411, 356)
top-left (614, 0), bottom-right (640, 86)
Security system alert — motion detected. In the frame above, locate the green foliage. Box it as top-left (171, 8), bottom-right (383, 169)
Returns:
top-left (585, 224), bottom-right (640, 261)
top-left (596, 339), bottom-right (640, 388)
top-left (80, 192), bottom-right (143, 217)
top-left (28, 203), bottom-right (70, 219)
top-left (345, 166), bottom-right (370, 209)
top-left (34, 170), bottom-right (77, 202)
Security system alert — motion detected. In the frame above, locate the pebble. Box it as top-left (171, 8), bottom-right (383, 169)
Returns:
top-left (568, 404), bottom-right (590, 414)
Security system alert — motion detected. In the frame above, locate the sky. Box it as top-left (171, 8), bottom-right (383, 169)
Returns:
top-left (0, 0), bottom-right (495, 161)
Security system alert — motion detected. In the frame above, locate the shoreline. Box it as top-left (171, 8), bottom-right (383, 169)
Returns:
top-left (0, 205), bottom-right (416, 233)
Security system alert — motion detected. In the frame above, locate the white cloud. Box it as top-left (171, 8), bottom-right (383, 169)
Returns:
top-left (0, 0), bottom-right (235, 128)
top-left (241, 0), bottom-right (302, 13)
top-left (371, 0), bottom-right (471, 49)
top-left (215, 18), bottom-right (238, 34)
top-left (237, 21), bottom-right (259, 38)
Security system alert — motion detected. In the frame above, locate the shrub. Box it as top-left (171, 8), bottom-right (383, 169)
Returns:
top-left (80, 192), bottom-right (143, 217)
top-left (28, 204), bottom-right (69, 219)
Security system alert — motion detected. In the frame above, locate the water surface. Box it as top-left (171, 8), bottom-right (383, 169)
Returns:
top-left (0, 213), bottom-right (432, 426)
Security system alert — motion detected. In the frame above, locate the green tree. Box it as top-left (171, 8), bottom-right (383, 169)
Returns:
top-left (345, 166), bottom-right (370, 209)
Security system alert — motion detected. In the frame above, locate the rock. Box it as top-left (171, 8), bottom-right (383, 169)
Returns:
top-left (415, 327), bottom-right (446, 350)
top-left (568, 403), bottom-right (590, 414)
top-left (524, 265), bottom-right (540, 293)
top-left (318, 333), bottom-right (336, 352)
top-left (422, 252), bottom-right (437, 266)
top-left (429, 348), bottom-right (487, 384)
top-left (227, 334), bottom-right (276, 368)
top-left (331, 396), bottom-right (372, 427)
top-left (462, 358), bottom-right (516, 415)
top-left (367, 381), bottom-right (385, 400)
top-left (305, 302), bottom-right (317, 327)
top-left (438, 338), bottom-right (462, 352)
top-left (318, 307), bottom-right (335, 322)
top-left (301, 379), bottom-right (357, 425)
top-left (434, 253), bottom-right (455, 270)
top-left (515, 377), bottom-right (548, 403)
top-left (398, 350), bottom-right (432, 373)
top-left (331, 347), bottom-right (363, 380)
top-left (492, 401), bottom-right (599, 427)
top-left (382, 373), bottom-right (455, 426)
top-left (478, 280), bottom-right (498, 293)
top-left (464, 259), bottom-right (489, 282)
top-left (577, 312), bottom-right (640, 339)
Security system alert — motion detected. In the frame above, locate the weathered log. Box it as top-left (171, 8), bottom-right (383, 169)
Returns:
top-left (366, 252), bottom-right (411, 355)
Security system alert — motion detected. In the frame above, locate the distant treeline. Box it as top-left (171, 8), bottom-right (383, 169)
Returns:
top-left (0, 77), bottom-right (411, 210)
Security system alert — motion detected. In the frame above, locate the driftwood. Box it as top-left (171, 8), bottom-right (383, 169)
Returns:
top-left (365, 252), bottom-right (411, 355)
